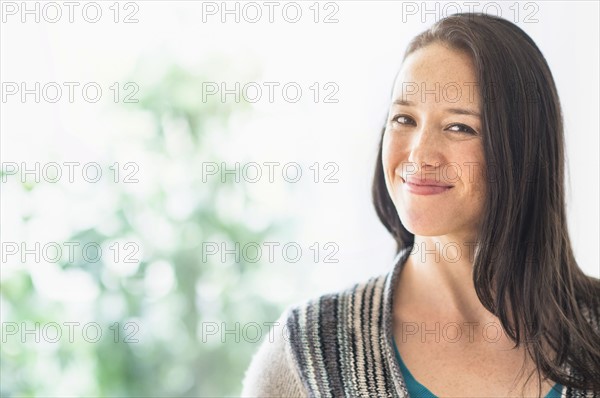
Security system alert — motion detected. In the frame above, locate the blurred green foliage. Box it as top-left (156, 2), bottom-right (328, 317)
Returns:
top-left (1, 57), bottom-right (289, 397)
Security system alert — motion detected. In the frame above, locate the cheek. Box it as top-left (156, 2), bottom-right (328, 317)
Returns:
top-left (380, 130), bottom-right (393, 181)
top-left (381, 129), bottom-right (392, 162)
top-left (380, 130), bottom-right (404, 196)
top-left (381, 130), bottom-right (405, 174)
top-left (472, 150), bottom-right (486, 188)
top-left (456, 148), bottom-right (486, 197)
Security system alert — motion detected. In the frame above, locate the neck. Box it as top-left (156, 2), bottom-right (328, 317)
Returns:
top-left (399, 234), bottom-right (490, 322)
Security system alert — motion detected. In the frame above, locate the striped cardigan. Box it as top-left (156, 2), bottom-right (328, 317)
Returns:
top-left (242, 247), bottom-right (599, 397)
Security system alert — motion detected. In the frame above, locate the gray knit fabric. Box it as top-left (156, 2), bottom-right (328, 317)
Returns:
top-left (242, 311), bottom-right (306, 397)
top-left (242, 246), bottom-right (599, 397)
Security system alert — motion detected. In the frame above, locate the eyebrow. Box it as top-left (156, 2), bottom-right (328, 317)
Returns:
top-left (392, 99), bottom-right (481, 118)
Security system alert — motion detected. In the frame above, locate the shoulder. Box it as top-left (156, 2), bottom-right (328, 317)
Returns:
top-left (560, 286), bottom-right (600, 394)
top-left (283, 271), bottom-right (400, 397)
top-left (241, 309), bottom-right (306, 397)
top-left (286, 272), bottom-right (390, 338)
top-left (241, 273), bottom-right (393, 397)
top-left (574, 278), bottom-right (600, 332)
top-left (576, 290), bottom-right (600, 336)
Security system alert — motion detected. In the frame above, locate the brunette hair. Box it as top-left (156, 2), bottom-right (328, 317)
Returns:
top-left (372, 13), bottom-right (600, 393)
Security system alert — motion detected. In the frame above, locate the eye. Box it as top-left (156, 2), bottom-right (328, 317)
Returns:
top-left (446, 123), bottom-right (477, 135)
top-left (390, 114), bottom-right (416, 126)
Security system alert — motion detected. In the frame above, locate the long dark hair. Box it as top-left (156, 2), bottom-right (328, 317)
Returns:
top-left (372, 13), bottom-right (600, 393)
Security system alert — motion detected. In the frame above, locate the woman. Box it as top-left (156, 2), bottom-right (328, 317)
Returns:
top-left (241, 13), bottom-right (600, 397)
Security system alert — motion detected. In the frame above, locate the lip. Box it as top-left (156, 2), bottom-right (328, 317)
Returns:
top-left (402, 177), bottom-right (454, 195)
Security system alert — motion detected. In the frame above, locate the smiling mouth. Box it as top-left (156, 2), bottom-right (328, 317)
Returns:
top-left (402, 179), bottom-right (454, 196)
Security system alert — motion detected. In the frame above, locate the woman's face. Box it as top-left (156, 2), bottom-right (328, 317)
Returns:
top-left (382, 42), bottom-right (486, 240)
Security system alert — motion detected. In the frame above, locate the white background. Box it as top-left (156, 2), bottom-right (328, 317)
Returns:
top-left (1, 0), bottom-right (598, 302)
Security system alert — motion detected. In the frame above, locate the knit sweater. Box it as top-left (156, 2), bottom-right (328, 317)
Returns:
top-left (241, 247), bottom-right (600, 397)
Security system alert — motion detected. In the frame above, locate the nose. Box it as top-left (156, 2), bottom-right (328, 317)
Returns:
top-left (407, 123), bottom-right (443, 170)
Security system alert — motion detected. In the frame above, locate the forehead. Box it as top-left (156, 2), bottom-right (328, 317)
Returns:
top-left (392, 42), bottom-right (481, 106)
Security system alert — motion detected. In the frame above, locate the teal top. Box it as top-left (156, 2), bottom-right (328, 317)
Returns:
top-left (392, 338), bottom-right (564, 398)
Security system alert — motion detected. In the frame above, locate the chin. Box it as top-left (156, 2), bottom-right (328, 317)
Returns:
top-left (403, 224), bottom-right (448, 237)
top-left (398, 212), bottom-right (449, 237)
